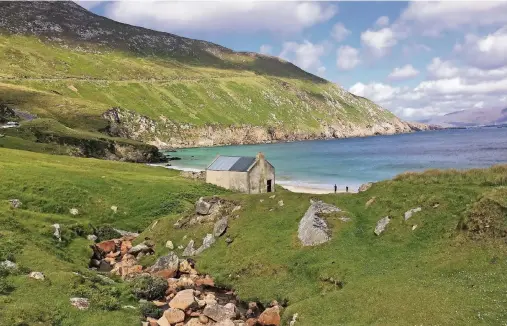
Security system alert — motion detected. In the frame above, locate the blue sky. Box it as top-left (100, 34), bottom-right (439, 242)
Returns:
top-left (81, 1), bottom-right (507, 121)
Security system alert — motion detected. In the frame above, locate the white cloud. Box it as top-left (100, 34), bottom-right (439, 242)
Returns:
top-left (336, 46), bottom-right (360, 71)
top-left (349, 74), bottom-right (507, 121)
top-left (317, 66), bottom-right (326, 75)
top-left (260, 44), bottom-right (272, 55)
top-left (455, 27), bottom-right (507, 69)
top-left (375, 16), bottom-right (390, 27)
top-left (388, 65), bottom-right (419, 81)
top-left (398, 1), bottom-right (507, 36)
top-left (279, 40), bottom-right (327, 72)
top-left (330, 22), bottom-right (351, 42)
top-left (402, 43), bottom-right (431, 56)
top-left (105, 1), bottom-right (338, 34)
top-left (427, 58), bottom-right (459, 79)
top-left (360, 27), bottom-right (397, 57)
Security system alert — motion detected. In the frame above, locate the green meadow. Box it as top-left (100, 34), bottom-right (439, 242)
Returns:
top-left (1, 147), bottom-right (507, 325)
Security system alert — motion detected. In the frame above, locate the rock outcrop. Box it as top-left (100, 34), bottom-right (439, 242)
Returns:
top-left (404, 207), bottom-right (422, 220)
top-left (374, 216), bottom-right (390, 235)
top-left (298, 200), bottom-right (342, 246)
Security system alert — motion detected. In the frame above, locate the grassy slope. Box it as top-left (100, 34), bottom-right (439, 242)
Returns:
top-left (2, 147), bottom-right (506, 325)
top-left (0, 148), bottom-right (227, 325)
top-left (0, 35), bottom-right (395, 133)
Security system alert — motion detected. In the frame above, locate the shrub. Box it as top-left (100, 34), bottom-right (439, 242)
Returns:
top-left (0, 278), bottom-right (15, 295)
top-left (130, 275), bottom-right (167, 301)
top-left (139, 301), bottom-right (163, 319)
top-left (94, 225), bottom-right (121, 242)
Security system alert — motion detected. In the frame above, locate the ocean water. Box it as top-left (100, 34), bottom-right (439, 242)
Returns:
top-left (162, 128), bottom-right (507, 191)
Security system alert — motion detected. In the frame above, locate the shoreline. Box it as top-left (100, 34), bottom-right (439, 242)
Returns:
top-left (148, 163), bottom-right (359, 194)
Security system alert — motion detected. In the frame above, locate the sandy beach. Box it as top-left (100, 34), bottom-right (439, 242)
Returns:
top-left (280, 184), bottom-right (354, 194)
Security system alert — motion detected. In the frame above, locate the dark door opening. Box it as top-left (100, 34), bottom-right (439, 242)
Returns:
top-left (267, 179), bottom-right (272, 192)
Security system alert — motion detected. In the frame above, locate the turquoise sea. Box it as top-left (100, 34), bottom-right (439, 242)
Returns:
top-left (162, 128), bottom-right (507, 191)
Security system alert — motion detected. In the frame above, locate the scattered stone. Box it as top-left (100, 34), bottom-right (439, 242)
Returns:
top-left (278, 200), bottom-right (284, 207)
top-left (232, 206), bottom-right (242, 213)
top-left (358, 182), bottom-right (373, 192)
top-left (298, 200), bottom-right (341, 246)
top-left (213, 218), bottom-right (228, 237)
top-left (404, 207), bottom-right (422, 220)
top-left (225, 237), bottom-right (233, 245)
top-left (129, 243), bottom-right (150, 255)
top-left (178, 245), bottom-right (184, 250)
top-left (199, 314), bottom-right (209, 323)
top-left (179, 259), bottom-right (193, 274)
top-left (204, 303), bottom-right (236, 322)
top-left (8, 199), bottom-right (22, 209)
top-left (186, 318), bottom-right (206, 326)
top-left (258, 305), bottom-right (280, 326)
top-left (269, 195), bottom-right (276, 199)
top-left (166, 240), bottom-right (174, 249)
top-left (122, 305), bottom-right (136, 309)
top-left (259, 199), bottom-right (264, 203)
top-left (433, 203), bottom-right (440, 208)
top-left (0, 260), bottom-right (17, 269)
top-left (52, 223), bottom-right (62, 242)
top-left (70, 297), bottom-right (89, 310)
top-left (182, 240), bottom-right (196, 257)
top-left (147, 252), bottom-right (179, 278)
top-left (87, 234), bottom-right (97, 242)
top-left (214, 320), bottom-right (235, 326)
top-left (69, 208), bottom-right (79, 215)
top-left (120, 240), bottom-right (132, 256)
top-left (96, 239), bottom-right (118, 254)
top-left (196, 197), bottom-right (212, 215)
top-left (374, 216), bottom-right (390, 236)
top-left (111, 205), bottom-right (118, 213)
top-left (169, 289), bottom-right (197, 310)
top-left (365, 197), bottom-right (376, 207)
top-left (68, 84), bottom-right (78, 92)
top-left (289, 313), bottom-right (299, 326)
top-left (114, 229), bottom-right (140, 238)
top-left (162, 308), bottom-right (185, 324)
top-left (412, 225), bottom-right (418, 231)
top-left (204, 293), bottom-right (217, 306)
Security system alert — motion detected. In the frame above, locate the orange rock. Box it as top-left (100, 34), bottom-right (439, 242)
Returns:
top-left (146, 317), bottom-right (158, 326)
top-left (104, 257), bottom-right (116, 265)
top-left (195, 277), bottom-right (214, 287)
top-left (162, 308), bottom-right (185, 324)
top-left (258, 306), bottom-right (280, 326)
top-left (152, 300), bottom-right (167, 307)
top-left (152, 268), bottom-right (177, 279)
top-left (106, 251), bottom-right (120, 258)
top-left (95, 240), bottom-right (117, 254)
top-left (120, 240), bottom-right (132, 255)
top-left (246, 318), bottom-right (259, 326)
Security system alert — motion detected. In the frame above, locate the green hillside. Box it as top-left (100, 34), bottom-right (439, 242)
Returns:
top-left (1, 147), bottom-right (507, 325)
top-left (0, 1), bottom-right (421, 158)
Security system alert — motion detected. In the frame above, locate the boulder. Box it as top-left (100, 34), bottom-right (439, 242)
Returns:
top-left (199, 315), bottom-right (209, 324)
top-left (214, 321), bottom-right (235, 326)
top-left (69, 208), bottom-right (79, 215)
top-left (289, 313), bottom-right (299, 326)
top-left (8, 199), bottom-right (21, 209)
top-left (404, 207), bottom-right (422, 220)
top-left (186, 318), bottom-right (207, 326)
top-left (111, 205), bottom-right (118, 213)
top-left (70, 297), bottom-right (89, 310)
top-left (147, 252), bottom-right (179, 278)
top-left (128, 243), bottom-right (150, 255)
top-left (258, 306), bottom-right (281, 326)
top-left (52, 223), bottom-right (62, 242)
top-left (358, 182), bottom-right (373, 192)
top-left (195, 276), bottom-right (215, 287)
top-left (29, 271), bottom-right (45, 280)
top-left (203, 303), bottom-right (236, 322)
top-left (278, 200), bottom-right (284, 207)
top-left (196, 197), bottom-right (212, 215)
top-left (166, 240), bottom-right (174, 249)
top-left (374, 216), bottom-right (390, 236)
top-left (298, 200), bottom-right (341, 246)
top-left (182, 240), bottom-right (196, 257)
top-left (0, 260), bottom-right (17, 269)
top-left (162, 308), bottom-right (185, 324)
top-left (86, 234), bottom-right (98, 242)
top-left (365, 197), bottom-right (376, 207)
top-left (120, 241), bottom-right (132, 256)
top-left (114, 229), bottom-right (139, 238)
top-left (96, 239), bottom-right (118, 254)
top-left (213, 218), bottom-right (228, 237)
top-left (194, 234), bottom-right (216, 255)
top-left (179, 259), bottom-right (193, 274)
top-left (169, 289), bottom-right (196, 310)
top-left (204, 293), bottom-right (217, 306)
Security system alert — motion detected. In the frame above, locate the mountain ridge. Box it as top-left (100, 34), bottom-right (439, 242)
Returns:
top-left (0, 1), bottom-right (430, 156)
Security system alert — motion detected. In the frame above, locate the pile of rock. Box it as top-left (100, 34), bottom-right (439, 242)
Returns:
top-left (88, 233), bottom-right (282, 325)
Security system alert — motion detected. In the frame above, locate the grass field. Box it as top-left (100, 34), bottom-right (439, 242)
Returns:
top-left (1, 147), bottom-right (506, 325)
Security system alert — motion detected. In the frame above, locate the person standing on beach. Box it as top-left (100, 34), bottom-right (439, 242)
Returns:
top-left (346, 186), bottom-right (349, 193)
top-left (334, 184), bottom-right (337, 194)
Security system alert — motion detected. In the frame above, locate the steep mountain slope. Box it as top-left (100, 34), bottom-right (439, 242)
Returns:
top-left (423, 107), bottom-right (507, 128)
top-left (0, 1), bottom-right (426, 152)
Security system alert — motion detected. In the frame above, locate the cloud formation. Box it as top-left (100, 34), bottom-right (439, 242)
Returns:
top-left (360, 27), bottom-right (397, 57)
top-left (279, 40), bottom-right (328, 73)
top-left (105, 1), bottom-right (338, 34)
top-left (330, 22), bottom-right (351, 42)
top-left (388, 65), bottom-right (419, 81)
top-left (336, 46), bottom-right (360, 70)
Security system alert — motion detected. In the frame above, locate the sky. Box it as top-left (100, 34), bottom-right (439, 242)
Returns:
top-left (79, 1), bottom-right (507, 121)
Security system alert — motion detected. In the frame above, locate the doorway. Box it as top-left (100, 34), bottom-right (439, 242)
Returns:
top-left (267, 179), bottom-right (272, 192)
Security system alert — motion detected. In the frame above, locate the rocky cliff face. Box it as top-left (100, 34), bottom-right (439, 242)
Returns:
top-left (103, 107), bottom-right (425, 149)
